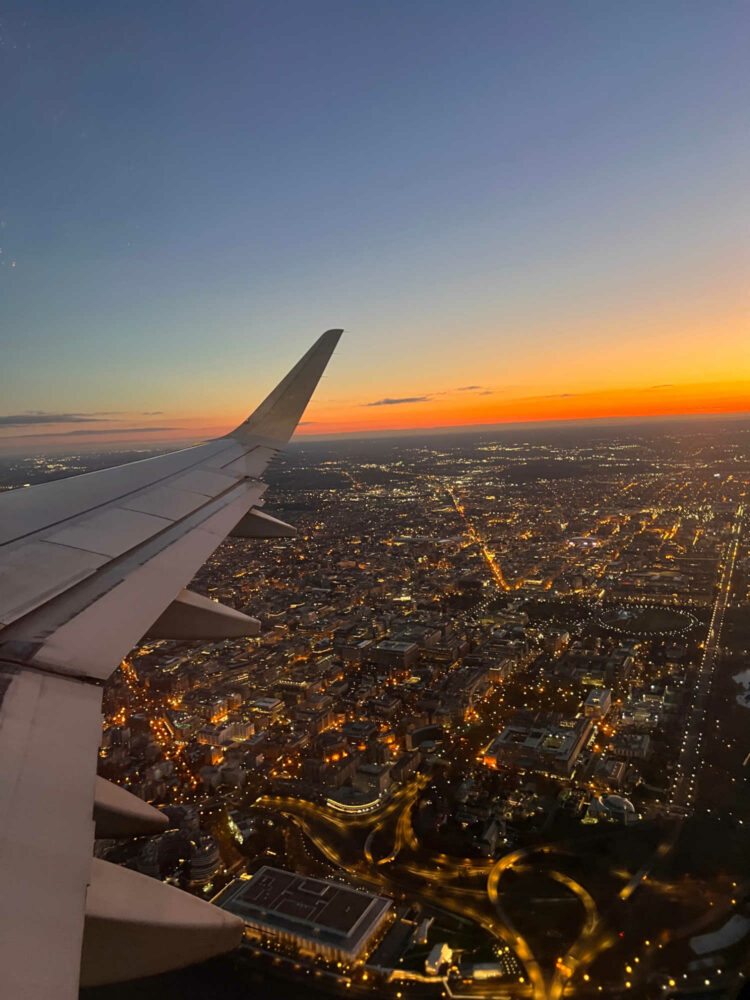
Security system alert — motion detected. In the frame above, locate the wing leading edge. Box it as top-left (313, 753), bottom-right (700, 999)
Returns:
top-left (0, 329), bottom-right (342, 999)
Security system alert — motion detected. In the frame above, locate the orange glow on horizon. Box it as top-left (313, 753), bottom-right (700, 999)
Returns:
top-left (292, 378), bottom-right (750, 437)
top-left (99, 378), bottom-right (748, 443)
top-left (2, 379), bottom-right (748, 451)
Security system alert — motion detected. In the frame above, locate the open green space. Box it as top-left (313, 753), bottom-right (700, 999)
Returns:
top-left (599, 605), bottom-right (697, 635)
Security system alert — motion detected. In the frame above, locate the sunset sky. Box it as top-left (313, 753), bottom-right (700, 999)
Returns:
top-left (1, 1), bottom-right (748, 452)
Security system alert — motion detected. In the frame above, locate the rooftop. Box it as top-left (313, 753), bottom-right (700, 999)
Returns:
top-left (214, 867), bottom-right (392, 955)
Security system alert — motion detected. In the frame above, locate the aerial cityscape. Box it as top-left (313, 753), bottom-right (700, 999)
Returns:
top-left (1, 3), bottom-right (748, 998)
top-left (4, 418), bottom-right (748, 998)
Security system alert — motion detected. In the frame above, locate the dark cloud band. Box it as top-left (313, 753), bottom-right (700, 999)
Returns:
top-left (365, 396), bottom-right (430, 407)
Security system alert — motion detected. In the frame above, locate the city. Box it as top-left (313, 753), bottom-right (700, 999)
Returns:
top-left (2, 5), bottom-right (747, 997)
top-left (6, 418), bottom-right (747, 999)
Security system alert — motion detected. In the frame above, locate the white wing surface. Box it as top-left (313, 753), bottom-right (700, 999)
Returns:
top-left (0, 329), bottom-right (342, 999)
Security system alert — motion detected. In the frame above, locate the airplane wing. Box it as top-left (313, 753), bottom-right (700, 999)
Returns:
top-left (0, 329), bottom-right (342, 999)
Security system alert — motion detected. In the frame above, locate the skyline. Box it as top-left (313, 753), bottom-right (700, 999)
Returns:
top-left (2, 1), bottom-right (749, 449)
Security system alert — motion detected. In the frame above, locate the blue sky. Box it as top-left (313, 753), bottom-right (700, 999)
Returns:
top-left (1, 1), bottom-right (748, 447)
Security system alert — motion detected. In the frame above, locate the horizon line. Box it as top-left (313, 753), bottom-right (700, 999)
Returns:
top-left (296, 407), bottom-right (750, 441)
top-left (2, 406), bottom-right (749, 458)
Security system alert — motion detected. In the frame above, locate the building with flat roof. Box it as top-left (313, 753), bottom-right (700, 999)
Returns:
top-left (214, 867), bottom-right (392, 963)
top-left (373, 640), bottom-right (419, 671)
top-left (584, 687), bottom-right (612, 718)
top-left (249, 697), bottom-right (283, 717)
top-left (483, 713), bottom-right (593, 775)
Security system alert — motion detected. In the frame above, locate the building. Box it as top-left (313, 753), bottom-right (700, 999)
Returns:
top-left (484, 713), bottom-right (593, 775)
top-left (391, 749), bottom-right (421, 783)
top-left (189, 834), bottom-right (222, 886)
top-left (544, 629), bottom-right (570, 654)
top-left (214, 867), bottom-right (392, 963)
top-left (591, 756), bottom-right (627, 788)
top-left (425, 942), bottom-right (453, 975)
top-left (341, 639), bottom-right (374, 663)
top-left (372, 640), bottom-right (419, 671)
top-left (341, 720), bottom-right (378, 745)
top-left (326, 785), bottom-right (384, 814)
top-left (584, 688), bottom-right (612, 718)
top-left (353, 763), bottom-right (392, 797)
top-left (585, 794), bottom-right (637, 825)
top-left (249, 697), bottom-right (284, 717)
top-left (610, 732), bottom-right (651, 760)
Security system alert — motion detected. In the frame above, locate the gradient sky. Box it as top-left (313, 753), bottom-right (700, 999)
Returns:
top-left (1, 1), bottom-right (748, 451)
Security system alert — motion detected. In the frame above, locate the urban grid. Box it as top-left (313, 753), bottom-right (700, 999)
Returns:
top-left (3, 422), bottom-right (749, 1000)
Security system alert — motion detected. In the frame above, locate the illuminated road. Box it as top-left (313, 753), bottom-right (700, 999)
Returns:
top-left (546, 870), bottom-right (599, 1000)
top-left (668, 499), bottom-right (744, 810)
top-left (270, 791), bottom-right (615, 1000)
top-left (446, 483), bottom-right (512, 591)
top-left (487, 848), bottom-right (554, 1000)
top-left (260, 774), bottom-right (697, 999)
top-left (108, 658), bottom-right (200, 798)
top-left (367, 796), bottom-right (419, 865)
top-left (266, 791), bottom-right (692, 1000)
top-left (270, 791), bottom-right (541, 993)
top-left (258, 778), bottom-right (425, 837)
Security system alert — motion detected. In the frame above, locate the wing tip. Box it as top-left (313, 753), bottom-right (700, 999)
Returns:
top-left (227, 328), bottom-right (343, 446)
top-left (314, 327), bottom-right (344, 359)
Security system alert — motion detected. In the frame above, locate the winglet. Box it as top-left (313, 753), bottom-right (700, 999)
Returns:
top-left (227, 329), bottom-right (342, 447)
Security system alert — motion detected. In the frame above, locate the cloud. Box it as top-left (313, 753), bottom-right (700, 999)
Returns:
top-left (479, 390), bottom-right (494, 396)
top-left (0, 413), bottom-right (108, 426)
top-left (0, 410), bottom-right (167, 426)
top-left (456, 385), bottom-right (482, 392)
top-left (648, 384), bottom-right (674, 390)
top-left (538, 393), bottom-right (579, 399)
top-left (17, 427), bottom-right (177, 438)
top-left (365, 396), bottom-right (431, 407)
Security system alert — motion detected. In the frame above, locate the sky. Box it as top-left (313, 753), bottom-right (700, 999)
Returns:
top-left (1, 1), bottom-right (748, 452)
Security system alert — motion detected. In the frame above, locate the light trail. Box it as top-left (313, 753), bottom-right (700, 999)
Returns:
top-left (487, 848), bottom-right (550, 1000)
top-left (668, 499), bottom-right (744, 810)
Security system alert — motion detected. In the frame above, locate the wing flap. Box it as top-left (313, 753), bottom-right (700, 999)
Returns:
top-left (146, 588), bottom-right (260, 640)
top-left (46, 507), bottom-right (172, 559)
top-left (0, 541), bottom-right (109, 627)
top-left (219, 444), bottom-right (279, 478)
top-left (120, 484), bottom-right (209, 520)
top-left (94, 778), bottom-right (168, 838)
top-left (169, 467), bottom-right (240, 497)
top-left (231, 508), bottom-right (297, 538)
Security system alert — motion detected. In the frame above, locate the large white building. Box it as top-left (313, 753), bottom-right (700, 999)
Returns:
top-left (214, 867), bottom-right (392, 963)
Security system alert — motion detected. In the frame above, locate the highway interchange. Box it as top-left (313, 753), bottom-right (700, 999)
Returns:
top-left (252, 781), bottom-right (681, 1000)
